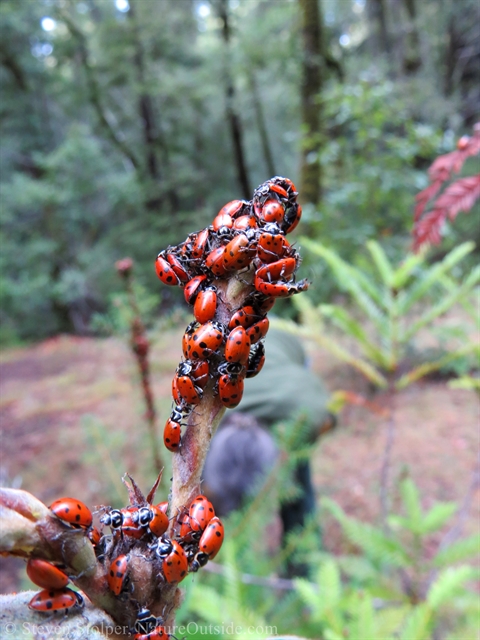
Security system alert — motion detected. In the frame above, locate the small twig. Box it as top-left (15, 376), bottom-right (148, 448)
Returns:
top-left (116, 258), bottom-right (162, 473)
top-left (438, 452), bottom-right (480, 551)
top-left (424, 452), bottom-right (480, 593)
top-left (379, 380), bottom-right (396, 530)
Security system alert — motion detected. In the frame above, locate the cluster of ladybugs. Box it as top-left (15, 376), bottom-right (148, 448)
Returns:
top-left (26, 492), bottom-right (224, 639)
top-left (156, 176), bottom-right (308, 453)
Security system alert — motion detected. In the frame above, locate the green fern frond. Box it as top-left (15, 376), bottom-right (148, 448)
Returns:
top-left (397, 242), bottom-right (475, 315)
top-left (427, 566), bottom-right (476, 610)
top-left (322, 498), bottom-right (410, 567)
top-left (366, 240), bottom-right (394, 287)
top-left (433, 534), bottom-right (480, 568)
top-left (398, 603), bottom-right (432, 640)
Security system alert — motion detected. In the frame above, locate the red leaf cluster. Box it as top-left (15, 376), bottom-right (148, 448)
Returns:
top-left (412, 123), bottom-right (480, 251)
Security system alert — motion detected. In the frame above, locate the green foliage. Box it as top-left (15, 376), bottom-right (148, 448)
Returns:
top-left (174, 434), bottom-right (478, 640)
top-left (90, 282), bottom-right (161, 337)
top-left (290, 239), bottom-right (480, 389)
top-left (1, 0), bottom-right (476, 341)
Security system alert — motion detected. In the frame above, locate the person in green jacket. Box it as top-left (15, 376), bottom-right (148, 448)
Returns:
top-left (203, 327), bottom-right (335, 575)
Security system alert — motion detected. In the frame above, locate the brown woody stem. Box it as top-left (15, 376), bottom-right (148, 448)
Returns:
top-left (169, 269), bottom-right (255, 524)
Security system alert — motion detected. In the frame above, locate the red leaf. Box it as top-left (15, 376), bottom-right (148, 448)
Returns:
top-left (412, 123), bottom-right (480, 251)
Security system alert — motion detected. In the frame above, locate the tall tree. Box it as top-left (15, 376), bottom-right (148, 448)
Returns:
top-left (128, 0), bottom-right (160, 184)
top-left (368, 0), bottom-right (391, 61)
top-left (248, 70), bottom-right (276, 178)
top-left (402, 0), bottom-right (421, 73)
top-left (215, 0), bottom-right (251, 199)
top-left (298, 0), bottom-right (324, 206)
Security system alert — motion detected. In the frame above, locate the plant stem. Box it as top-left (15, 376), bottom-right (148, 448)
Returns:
top-left (169, 273), bottom-right (254, 527)
top-left (379, 379), bottom-right (396, 530)
top-left (119, 263), bottom-right (163, 473)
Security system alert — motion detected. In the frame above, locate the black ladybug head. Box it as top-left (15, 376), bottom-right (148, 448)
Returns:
top-left (136, 506), bottom-right (153, 527)
top-left (155, 536), bottom-right (174, 559)
top-left (101, 509), bottom-right (123, 529)
top-left (135, 608), bottom-right (157, 634)
top-left (177, 361), bottom-right (193, 376)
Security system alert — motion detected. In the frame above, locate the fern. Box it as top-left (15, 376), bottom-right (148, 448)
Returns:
top-left (399, 603), bottom-right (432, 640)
top-left (322, 498), bottom-right (410, 567)
top-left (427, 566), bottom-right (476, 610)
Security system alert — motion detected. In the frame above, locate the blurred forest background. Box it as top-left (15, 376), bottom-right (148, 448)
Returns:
top-left (1, 1), bottom-right (480, 639)
top-left (1, 0), bottom-right (479, 341)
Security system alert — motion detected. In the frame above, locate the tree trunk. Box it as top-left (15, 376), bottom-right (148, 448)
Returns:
top-left (402, 0), bottom-right (422, 73)
top-left (444, 15), bottom-right (456, 96)
top-left (368, 0), bottom-right (390, 59)
top-left (298, 0), bottom-right (323, 206)
top-left (216, 0), bottom-right (251, 199)
top-left (128, 0), bottom-right (159, 183)
top-left (248, 70), bottom-right (276, 178)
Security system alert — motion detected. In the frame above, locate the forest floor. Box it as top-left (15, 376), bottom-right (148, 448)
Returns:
top-left (0, 328), bottom-right (479, 593)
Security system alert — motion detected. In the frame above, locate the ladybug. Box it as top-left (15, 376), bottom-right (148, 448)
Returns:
top-left (107, 554), bottom-right (130, 596)
top-left (246, 342), bottom-right (266, 378)
top-left (224, 326), bottom-right (251, 365)
top-left (268, 181), bottom-right (289, 199)
top-left (284, 210), bottom-right (301, 233)
top-left (135, 607), bottom-right (160, 635)
top-left (116, 507), bottom-right (145, 540)
top-left (233, 215), bottom-right (257, 231)
top-left (130, 505), bottom-right (169, 538)
top-left (255, 256), bottom-right (297, 285)
top-left (146, 504), bottom-right (169, 537)
top-left (282, 204), bottom-right (302, 234)
top-left (177, 514), bottom-right (198, 543)
top-left (212, 211), bottom-right (234, 231)
top-left (255, 274), bottom-right (309, 298)
top-left (182, 321), bottom-right (199, 359)
top-left (275, 176), bottom-right (297, 195)
top-left (257, 223), bottom-right (290, 263)
top-left (49, 497), bottom-right (93, 530)
top-left (28, 588), bottom-right (84, 614)
top-left (171, 375), bottom-right (182, 406)
top-left (186, 321), bottom-right (225, 360)
top-left (198, 516), bottom-right (224, 559)
top-left (246, 291), bottom-right (276, 315)
top-left (228, 305), bottom-right (262, 330)
top-left (26, 559), bottom-right (69, 591)
top-left (172, 371), bottom-right (202, 405)
top-left (245, 317), bottom-right (269, 345)
top-left (166, 252), bottom-right (190, 283)
top-left (88, 526), bottom-right (102, 547)
top-left (184, 275), bottom-right (207, 305)
top-left (155, 255), bottom-right (182, 286)
top-left (190, 516), bottom-right (225, 572)
top-left (205, 246), bottom-right (229, 277)
top-left (258, 199), bottom-right (285, 224)
top-left (215, 199), bottom-right (246, 221)
top-left (190, 359), bottom-right (209, 389)
top-left (222, 232), bottom-right (256, 272)
top-left (158, 539), bottom-right (188, 583)
top-left (100, 507), bottom-right (144, 539)
top-left (191, 228), bottom-right (210, 260)
top-left (156, 501), bottom-right (169, 515)
top-left (194, 286), bottom-right (217, 324)
top-left (134, 626), bottom-right (170, 640)
top-left (218, 373), bottom-right (245, 408)
top-left (180, 231), bottom-right (197, 257)
top-left (188, 495), bottom-right (216, 532)
top-left (164, 407), bottom-right (184, 452)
